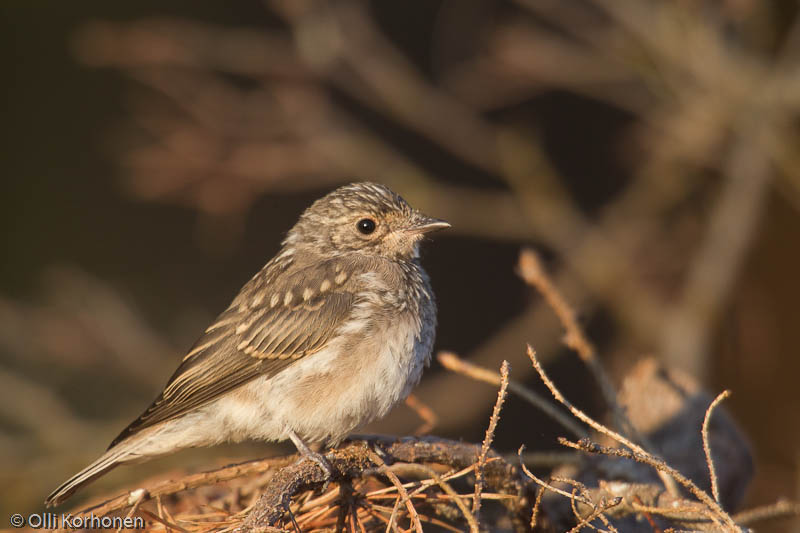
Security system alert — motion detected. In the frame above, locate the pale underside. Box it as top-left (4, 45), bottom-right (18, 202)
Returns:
top-left (110, 254), bottom-right (434, 451)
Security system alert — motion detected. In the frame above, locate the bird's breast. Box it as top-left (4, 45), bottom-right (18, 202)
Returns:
top-left (214, 263), bottom-right (437, 445)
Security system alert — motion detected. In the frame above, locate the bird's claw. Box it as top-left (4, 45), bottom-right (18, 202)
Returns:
top-left (287, 429), bottom-right (335, 490)
top-left (294, 450), bottom-right (335, 492)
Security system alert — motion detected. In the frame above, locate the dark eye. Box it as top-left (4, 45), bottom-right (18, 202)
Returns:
top-left (356, 218), bottom-right (376, 235)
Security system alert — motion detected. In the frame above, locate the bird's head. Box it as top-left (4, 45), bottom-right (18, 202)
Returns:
top-left (284, 182), bottom-right (450, 261)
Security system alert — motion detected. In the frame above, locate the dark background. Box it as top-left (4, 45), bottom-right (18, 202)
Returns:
top-left (2, 1), bottom-right (799, 531)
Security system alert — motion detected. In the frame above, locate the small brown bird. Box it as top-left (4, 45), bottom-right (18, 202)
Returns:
top-left (46, 182), bottom-right (449, 507)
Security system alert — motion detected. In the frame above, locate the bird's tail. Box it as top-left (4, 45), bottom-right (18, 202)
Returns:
top-left (45, 446), bottom-right (130, 507)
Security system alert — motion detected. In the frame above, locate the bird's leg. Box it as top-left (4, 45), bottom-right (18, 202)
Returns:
top-left (287, 429), bottom-right (334, 481)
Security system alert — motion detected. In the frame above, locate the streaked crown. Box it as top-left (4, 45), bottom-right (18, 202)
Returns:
top-left (283, 182), bottom-right (449, 261)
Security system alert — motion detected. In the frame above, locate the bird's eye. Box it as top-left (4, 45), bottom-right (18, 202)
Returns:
top-left (356, 218), bottom-right (377, 235)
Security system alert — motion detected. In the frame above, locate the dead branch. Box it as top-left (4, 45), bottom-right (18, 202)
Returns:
top-left (518, 249), bottom-right (651, 451)
top-left (526, 345), bottom-right (752, 532)
top-left (526, 345), bottom-right (679, 495)
top-left (68, 455), bottom-right (295, 521)
top-left (53, 358), bottom-right (772, 533)
top-left (559, 438), bottom-right (737, 531)
top-left (239, 436), bottom-right (527, 532)
top-left (403, 394), bottom-right (438, 436)
top-left (472, 360), bottom-right (510, 528)
top-left (703, 390), bottom-right (732, 504)
top-left (438, 351), bottom-right (586, 439)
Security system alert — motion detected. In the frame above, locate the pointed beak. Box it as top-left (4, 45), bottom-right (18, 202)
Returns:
top-left (405, 214), bottom-right (451, 235)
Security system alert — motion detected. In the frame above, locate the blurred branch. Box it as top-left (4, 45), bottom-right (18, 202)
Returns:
top-left (438, 350), bottom-right (586, 439)
top-left (0, 368), bottom-right (97, 451)
top-left (403, 393), bottom-right (438, 436)
top-left (73, 19), bottom-right (308, 78)
top-left (270, 0), bottom-right (502, 175)
top-left (659, 130), bottom-right (772, 378)
top-left (0, 268), bottom-right (180, 509)
top-left (733, 500), bottom-right (800, 527)
top-left (69, 3), bottom-right (788, 384)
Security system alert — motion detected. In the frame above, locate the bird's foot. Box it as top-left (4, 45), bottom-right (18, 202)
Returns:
top-left (298, 451), bottom-right (334, 493)
top-left (287, 429), bottom-right (335, 490)
top-left (303, 450), bottom-right (334, 479)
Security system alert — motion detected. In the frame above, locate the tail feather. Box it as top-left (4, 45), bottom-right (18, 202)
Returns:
top-left (45, 448), bottom-right (127, 507)
top-left (46, 413), bottom-right (200, 506)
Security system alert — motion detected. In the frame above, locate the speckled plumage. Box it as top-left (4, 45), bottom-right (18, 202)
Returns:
top-left (45, 182), bottom-right (449, 507)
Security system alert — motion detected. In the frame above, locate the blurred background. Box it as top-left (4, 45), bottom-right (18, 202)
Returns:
top-left (2, 1), bottom-right (799, 530)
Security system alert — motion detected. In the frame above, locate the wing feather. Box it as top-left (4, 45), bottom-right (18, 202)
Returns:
top-left (109, 260), bottom-right (356, 448)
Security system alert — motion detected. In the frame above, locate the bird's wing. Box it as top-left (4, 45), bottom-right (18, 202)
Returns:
top-left (109, 259), bottom-right (357, 448)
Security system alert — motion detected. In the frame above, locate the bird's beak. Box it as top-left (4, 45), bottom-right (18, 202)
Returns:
top-left (405, 214), bottom-right (451, 235)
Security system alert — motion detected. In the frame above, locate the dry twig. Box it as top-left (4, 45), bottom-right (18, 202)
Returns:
top-left (559, 438), bottom-right (738, 531)
top-left (517, 249), bottom-right (648, 448)
top-left (525, 344), bottom-right (679, 495)
top-left (367, 449), bottom-right (423, 533)
top-left (438, 350), bottom-right (586, 439)
top-left (396, 463), bottom-right (480, 532)
top-left (472, 360), bottom-right (510, 529)
top-left (702, 390), bottom-right (732, 504)
top-left (527, 344), bottom-right (741, 530)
